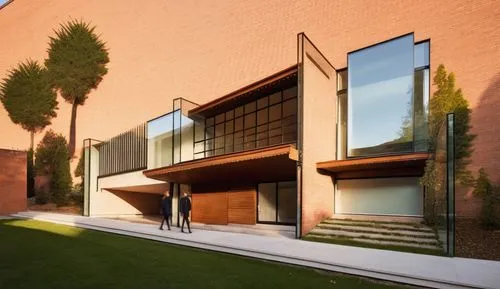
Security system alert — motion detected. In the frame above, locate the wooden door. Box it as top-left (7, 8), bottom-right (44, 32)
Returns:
top-left (228, 189), bottom-right (256, 225)
top-left (191, 192), bottom-right (228, 225)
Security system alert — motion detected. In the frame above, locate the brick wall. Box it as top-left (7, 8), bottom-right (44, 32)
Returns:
top-left (0, 149), bottom-right (27, 214)
top-left (0, 0), bottom-right (498, 218)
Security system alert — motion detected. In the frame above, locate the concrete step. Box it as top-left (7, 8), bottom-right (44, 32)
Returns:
top-left (308, 234), bottom-right (442, 251)
top-left (310, 228), bottom-right (439, 245)
top-left (317, 223), bottom-right (436, 238)
top-left (309, 216), bottom-right (443, 252)
top-left (323, 218), bottom-right (433, 232)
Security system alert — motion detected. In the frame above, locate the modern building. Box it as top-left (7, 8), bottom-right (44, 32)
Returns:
top-left (1, 0), bottom-right (498, 244)
top-left (82, 32), bottom-right (440, 237)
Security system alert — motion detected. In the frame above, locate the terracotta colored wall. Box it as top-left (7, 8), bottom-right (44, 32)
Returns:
top-left (299, 35), bottom-right (337, 235)
top-left (1, 0), bottom-right (499, 218)
top-left (0, 149), bottom-right (27, 214)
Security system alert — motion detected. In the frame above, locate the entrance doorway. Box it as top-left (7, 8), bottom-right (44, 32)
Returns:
top-left (257, 181), bottom-right (297, 225)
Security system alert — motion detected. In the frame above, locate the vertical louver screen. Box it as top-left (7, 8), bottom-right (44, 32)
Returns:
top-left (98, 123), bottom-right (147, 177)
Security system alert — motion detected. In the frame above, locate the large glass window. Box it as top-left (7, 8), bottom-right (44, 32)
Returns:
top-left (341, 35), bottom-right (430, 159)
top-left (414, 41), bottom-right (430, 152)
top-left (194, 86), bottom-right (298, 158)
top-left (258, 181), bottom-right (297, 224)
top-left (348, 34), bottom-right (414, 157)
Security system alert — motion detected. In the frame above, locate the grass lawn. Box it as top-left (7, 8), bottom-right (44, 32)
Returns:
top-left (0, 219), bottom-right (416, 289)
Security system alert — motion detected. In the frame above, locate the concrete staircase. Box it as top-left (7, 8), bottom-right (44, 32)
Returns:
top-left (307, 217), bottom-right (444, 254)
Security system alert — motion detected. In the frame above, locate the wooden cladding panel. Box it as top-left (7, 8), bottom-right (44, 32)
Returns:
top-left (191, 192), bottom-right (228, 225)
top-left (228, 189), bottom-right (256, 225)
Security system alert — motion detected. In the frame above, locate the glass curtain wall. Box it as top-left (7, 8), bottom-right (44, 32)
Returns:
top-left (339, 35), bottom-right (430, 158)
top-left (194, 86), bottom-right (298, 159)
top-left (147, 98), bottom-right (198, 169)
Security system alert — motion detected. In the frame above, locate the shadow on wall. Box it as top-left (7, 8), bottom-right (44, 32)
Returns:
top-left (458, 73), bottom-right (500, 219)
top-left (455, 73), bottom-right (500, 261)
top-left (106, 189), bottom-right (162, 215)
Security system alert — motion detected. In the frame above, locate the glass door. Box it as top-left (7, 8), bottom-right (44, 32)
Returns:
top-left (258, 182), bottom-right (297, 224)
top-left (277, 182), bottom-right (297, 223)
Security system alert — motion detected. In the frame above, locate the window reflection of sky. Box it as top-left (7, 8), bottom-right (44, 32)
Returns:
top-left (147, 110), bottom-right (194, 139)
top-left (348, 35), bottom-right (414, 151)
top-left (148, 113), bottom-right (174, 139)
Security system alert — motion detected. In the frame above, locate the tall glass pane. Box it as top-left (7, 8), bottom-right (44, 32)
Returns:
top-left (430, 114), bottom-right (455, 256)
top-left (173, 110), bottom-right (181, 164)
top-left (337, 92), bottom-right (347, 160)
top-left (147, 113), bottom-right (174, 169)
top-left (348, 34), bottom-right (414, 157)
top-left (414, 69), bottom-right (430, 151)
top-left (447, 113), bottom-right (455, 256)
top-left (180, 113), bottom-right (194, 162)
top-left (278, 181), bottom-right (297, 223)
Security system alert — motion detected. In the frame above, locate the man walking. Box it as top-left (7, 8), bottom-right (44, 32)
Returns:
top-left (180, 191), bottom-right (192, 233)
top-left (159, 191), bottom-right (172, 230)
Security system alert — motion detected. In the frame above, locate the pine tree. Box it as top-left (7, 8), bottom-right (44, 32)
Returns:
top-left (45, 20), bottom-right (109, 157)
top-left (0, 60), bottom-right (58, 151)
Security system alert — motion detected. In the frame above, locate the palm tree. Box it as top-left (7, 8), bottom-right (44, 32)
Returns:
top-left (45, 19), bottom-right (109, 157)
top-left (0, 60), bottom-right (58, 151)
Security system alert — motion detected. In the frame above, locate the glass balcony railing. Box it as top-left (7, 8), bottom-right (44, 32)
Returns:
top-left (147, 89), bottom-right (298, 169)
top-left (147, 98), bottom-right (198, 170)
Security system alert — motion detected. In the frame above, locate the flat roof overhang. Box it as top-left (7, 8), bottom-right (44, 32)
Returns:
top-left (188, 65), bottom-right (297, 119)
top-left (143, 144), bottom-right (298, 184)
top-left (316, 153), bottom-right (430, 179)
top-left (102, 183), bottom-right (169, 195)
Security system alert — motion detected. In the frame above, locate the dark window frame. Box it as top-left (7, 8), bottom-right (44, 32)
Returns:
top-left (194, 86), bottom-right (298, 159)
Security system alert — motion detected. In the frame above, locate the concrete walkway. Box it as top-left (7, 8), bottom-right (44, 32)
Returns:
top-left (10, 211), bottom-right (500, 289)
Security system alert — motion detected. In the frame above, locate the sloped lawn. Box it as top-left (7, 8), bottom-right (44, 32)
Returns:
top-left (0, 219), bottom-right (416, 289)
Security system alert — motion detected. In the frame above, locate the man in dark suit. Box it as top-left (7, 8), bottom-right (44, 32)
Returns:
top-left (159, 191), bottom-right (172, 230)
top-left (180, 191), bottom-right (192, 233)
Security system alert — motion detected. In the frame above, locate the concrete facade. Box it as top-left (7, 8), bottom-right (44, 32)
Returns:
top-left (0, 149), bottom-right (27, 214)
top-left (1, 0), bottom-right (499, 220)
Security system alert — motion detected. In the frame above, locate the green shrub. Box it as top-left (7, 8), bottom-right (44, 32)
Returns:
top-left (70, 183), bottom-right (84, 206)
top-left (35, 188), bottom-right (50, 205)
top-left (473, 169), bottom-right (500, 229)
top-left (35, 130), bottom-right (72, 206)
